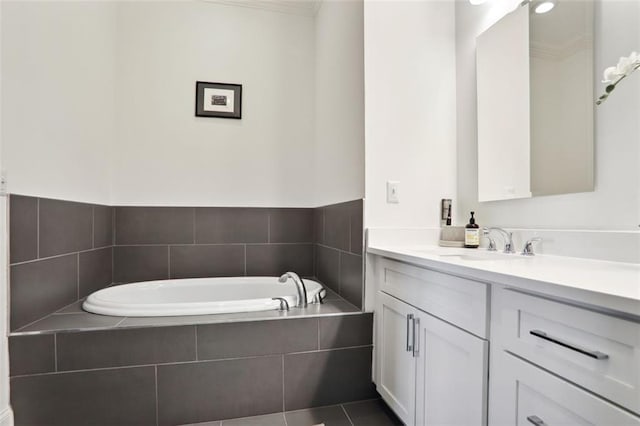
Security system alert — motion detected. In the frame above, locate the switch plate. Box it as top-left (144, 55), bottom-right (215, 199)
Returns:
top-left (386, 181), bottom-right (400, 203)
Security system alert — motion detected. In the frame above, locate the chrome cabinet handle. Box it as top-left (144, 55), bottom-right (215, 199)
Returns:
top-left (406, 314), bottom-right (414, 352)
top-left (530, 330), bottom-right (609, 360)
top-left (527, 415), bottom-right (546, 426)
top-left (412, 317), bottom-right (420, 358)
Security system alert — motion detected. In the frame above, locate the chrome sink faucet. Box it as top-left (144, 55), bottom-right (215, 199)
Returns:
top-left (483, 227), bottom-right (515, 253)
top-left (521, 237), bottom-right (542, 256)
top-left (278, 272), bottom-right (308, 308)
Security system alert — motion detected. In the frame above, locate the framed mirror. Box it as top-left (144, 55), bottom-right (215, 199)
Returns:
top-left (476, 1), bottom-right (594, 202)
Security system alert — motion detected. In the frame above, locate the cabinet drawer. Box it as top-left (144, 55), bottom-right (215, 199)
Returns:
top-left (377, 258), bottom-right (489, 338)
top-left (493, 288), bottom-right (640, 414)
top-left (489, 351), bottom-right (640, 426)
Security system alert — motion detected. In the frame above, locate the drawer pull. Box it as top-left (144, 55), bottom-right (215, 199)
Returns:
top-left (529, 330), bottom-right (609, 360)
top-left (406, 314), bottom-right (414, 352)
top-left (526, 415), bottom-right (546, 426)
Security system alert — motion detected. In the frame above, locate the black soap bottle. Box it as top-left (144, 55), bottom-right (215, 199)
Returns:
top-left (464, 211), bottom-right (480, 248)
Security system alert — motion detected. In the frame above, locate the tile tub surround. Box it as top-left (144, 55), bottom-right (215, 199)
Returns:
top-left (9, 313), bottom-right (377, 426)
top-left (314, 200), bottom-right (364, 308)
top-left (9, 195), bottom-right (114, 331)
top-left (9, 194), bottom-right (366, 331)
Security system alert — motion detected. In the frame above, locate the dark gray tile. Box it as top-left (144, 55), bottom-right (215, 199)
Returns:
top-left (113, 245), bottom-right (168, 283)
top-left (284, 347), bottom-right (376, 410)
top-left (316, 245), bottom-right (339, 292)
top-left (170, 245), bottom-right (244, 279)
top-left (56, 299), bottom-right (85, 313)
top-left (11, 366), bottom-right (156, 426)
top-left (323, 286), bottom-right (341, 301)
top-left (285, 405), bottom-right (351, 426)
top-left (115, 206), bottom-right (194, 245)
top-left (324, 202), bottom-right (351, 251)
top-left (181, 422), bottom-right (221, 426)
top-left (343, 399), bottom-right (403, 426)
top-left (246, 244), bottom-right (313, 276)
top-left (79, 247), bottom-right (112, 298)
top-left (196, 208), bottom-right (269, 244)
top-left (197, 318), bottom-right (317, 360)
top-left (39, 198), bottom-right (93, 257)
top-left (9, 334), bottom-right (55, 376)
top-left (17, 312), bottom-right (124, 333)
top-left (93, 204), bottom-right (113, 248)
top-left (313, 207), bottom-right (324, 244)
top-left (222, 413), bottom-right (286, 426)
top-left (348, 200), bottom-right (364, 255)
top-left (269, 209), bottom-right (314, 243)
top-left (10, 254), bottom-right (78, 331)
top-left (157, 356), bottom-right (283, 425)
top-left (340, 253), bottom-right (363, 308)
top-left (319, 313), bottom-right (373, 349)
top-left (9, 194), bottom-right (38, 264)
top-left (57, 326), bottom-right (195, 371)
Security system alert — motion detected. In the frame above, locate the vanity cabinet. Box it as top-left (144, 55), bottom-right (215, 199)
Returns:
top-left (489, 287), bottom-right (640, 425)
top-left (374, 258), bottom-right (489, 426)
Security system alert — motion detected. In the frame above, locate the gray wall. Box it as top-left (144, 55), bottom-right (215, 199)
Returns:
top-left (9, 314), bottom-right (375, 425)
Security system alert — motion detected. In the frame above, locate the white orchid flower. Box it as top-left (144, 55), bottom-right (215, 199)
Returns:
top-left (597, 50), bottom-right (640, 105)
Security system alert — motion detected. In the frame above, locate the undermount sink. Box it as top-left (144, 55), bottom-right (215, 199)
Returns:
top-left (410, 248), bottom-right (526, 262)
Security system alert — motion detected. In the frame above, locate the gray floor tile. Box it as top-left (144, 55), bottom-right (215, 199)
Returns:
top-left (284, 347), bottom-right (377, 411)
top-left (9, 194), bottom-right (38, 263)
top-left (55, 300), bottom-right (86, 314)
top-left (221, 413), bottom-right (286, 426)
top-left (17, 312), bottom-right (124, 333)
top-left (9, 334), bottom-right (55, 376)
top-left (157, 356), bottom-right (283, 425)
top-left (11, 366), bottom-right (156, 425)
top-left (285, 405), bottom-right (351, 426)
top-left (319, 313), bottom-right (373, 349)
top-left (39, 198), bottom-right (93, 258)
top-left (343, 399), bottom-right (403, 426)
top-left (57, 325), bottom-right (196, 371)
top-left (197, 318), bottom-right (317, 360)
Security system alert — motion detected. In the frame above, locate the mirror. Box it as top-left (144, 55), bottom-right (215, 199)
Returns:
top-left (476, 1), bottom-right (594, 202)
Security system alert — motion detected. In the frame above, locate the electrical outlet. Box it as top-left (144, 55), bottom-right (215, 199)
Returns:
top-left (386, 181), bottom-right (400, 203)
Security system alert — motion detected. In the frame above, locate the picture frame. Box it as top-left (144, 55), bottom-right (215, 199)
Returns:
top-left (195, 81), bottom-right (242, 119)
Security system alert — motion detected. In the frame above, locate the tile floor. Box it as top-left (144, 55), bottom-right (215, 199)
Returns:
top-left (182, 399), bottom-right (403, 426)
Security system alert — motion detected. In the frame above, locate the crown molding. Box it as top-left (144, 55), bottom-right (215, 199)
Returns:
top-left (201, 0), bottom-right (323, 17)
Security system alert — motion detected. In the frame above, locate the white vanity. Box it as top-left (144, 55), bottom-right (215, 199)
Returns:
top-left (368, 238), bottom-right (640, 426)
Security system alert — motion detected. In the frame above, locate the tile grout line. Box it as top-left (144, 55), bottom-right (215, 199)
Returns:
top-left (53, 333), bottom-right (58, 372)
top-left (76, 253), bottom-right (80, 300)
top-left (10, 246), bottom-right (114, 267)
top-left (281, 354), bottom-right (285, 413)
top-left (194, 326), bottom-right (199, 361)
top-left (36, 198), bottom-right (40, 258)
top-left (341, 404), bottom-right (355, 426)
top-left (154, 365), bottom-right (159, 426)
top-left (91, 206), bottom-right (95, 249)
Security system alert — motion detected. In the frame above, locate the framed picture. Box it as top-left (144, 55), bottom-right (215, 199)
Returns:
top-left (195, 81), bottom-right (242, 119)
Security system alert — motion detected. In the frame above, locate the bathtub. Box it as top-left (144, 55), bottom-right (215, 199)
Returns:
top-left (83, 276), bottom-right (326, 317)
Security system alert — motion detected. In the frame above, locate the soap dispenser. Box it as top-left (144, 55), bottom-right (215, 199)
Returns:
top-left (464, 212), bottom-right (480, 248)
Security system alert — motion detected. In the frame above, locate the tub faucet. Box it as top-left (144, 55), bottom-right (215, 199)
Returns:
top-left (278, 272), bottom-right (308, 308)
top-left (483, 227), bottom-right (515, 253)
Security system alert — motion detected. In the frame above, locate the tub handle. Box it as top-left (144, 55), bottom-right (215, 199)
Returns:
top-left (272, 297), bottom-right (290, 311)
top-left (313, 287), bottom-right (327, 304)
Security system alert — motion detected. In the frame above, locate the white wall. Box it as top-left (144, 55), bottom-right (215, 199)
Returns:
top-left (456, 0), bottom-right (640, 230)
top-left (112, 1), bottom-right (316, 207)
top-left (1, 1), bottom-right (116, 205)
top-left (364, 0), bottom-right (457, 228)
top-left (314, 0), bottom-right (365, 206)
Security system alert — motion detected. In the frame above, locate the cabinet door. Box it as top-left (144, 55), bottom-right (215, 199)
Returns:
top-left (415, 313), bottom-right (488, 426)
top-left (489, 351), bottom-right (640, 426)
top-left (376, 291), bottom-right (419, 426)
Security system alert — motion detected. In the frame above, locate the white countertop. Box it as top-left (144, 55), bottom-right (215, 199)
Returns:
top-left (367, 244), bottom-right (640, 317)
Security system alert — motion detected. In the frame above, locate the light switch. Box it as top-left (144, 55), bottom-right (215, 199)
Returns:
top-left (387, 181), bottom-right (400, 203)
